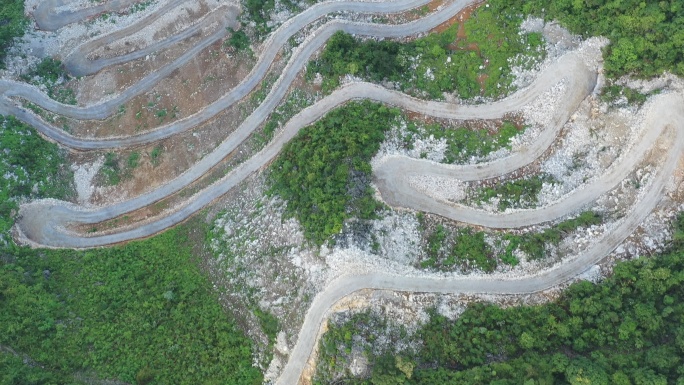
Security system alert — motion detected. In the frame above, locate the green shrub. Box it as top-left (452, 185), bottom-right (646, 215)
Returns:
top-left (149, 146), bottom-right (162, 166)
top-left (518, 0), bottom-right (684, 78)
top-left (127, 151), bottom-right (140, 168)
top-left (100, 152), bottom-right (121, 185)
top-left (227, 28), bottom-right (250, 51)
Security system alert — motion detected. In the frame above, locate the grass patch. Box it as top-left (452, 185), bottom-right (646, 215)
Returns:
top-left (149, 146), bottom-right (163, 166)
top-left (100, 152), bottom-right (121, 185)
top-left (126, 151), bottom-right (140, 169)
top-left (404, 120), bottom-right (524, 163)
top-left (474, 174), bottom-right (556, 211)
top-left (268, 101), bottom-right (399, 245)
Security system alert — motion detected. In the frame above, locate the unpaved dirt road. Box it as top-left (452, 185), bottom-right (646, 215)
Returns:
top-left (11, 1), bottom-right (684, 384)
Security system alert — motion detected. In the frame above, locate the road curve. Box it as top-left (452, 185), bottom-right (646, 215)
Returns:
top-left (275, 92), bottom-right (684, 383)
top-left (34, 0), bottom-right (141, 31)
top-left (63, 2), bottom-right (236, 77)
top-left (7, 0), bottom-right (447, 150)
top-left (373, 82), bottom-right (673, 227)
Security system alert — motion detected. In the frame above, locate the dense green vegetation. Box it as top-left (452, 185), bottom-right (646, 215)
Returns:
top-left (1, 349), bottom-right (75, 385)
top-left (308, 3), bottom-right (545, 99)
top-left (316, 215), bottom-right (684, 384)
top-left (519, 0), bottom-right (684, 78)
top-left (0, 228), bottom-right (262, 385)
top-left (404, 120), bottom-right (524, 163)
top-left (268, 101), bottom-right (399, 245)
top-left (0, 115), bottom-right (261, 384)
top-left (474, 174), bottom-right (556, 211)
top-left (0, 0), bottom-right (26, 67)
top-left (311, 0), bottom-right (684, 94)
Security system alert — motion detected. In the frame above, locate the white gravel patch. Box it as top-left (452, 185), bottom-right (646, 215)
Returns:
top-left (407, 174), bottom-right (466, 203)
top-left (72, 157), bottom-right (103, 205)
top-left (519, 79), bottom-right (567, 129)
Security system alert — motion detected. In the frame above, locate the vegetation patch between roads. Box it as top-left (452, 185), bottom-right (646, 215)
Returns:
top-left (417, 210), bottom-right (603, 272)
top-left (268, 100), bottom-right (399, 246)
top-left (308, 1), bottom-right (546, 100)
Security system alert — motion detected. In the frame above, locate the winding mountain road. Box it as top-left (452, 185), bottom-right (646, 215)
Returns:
top-left (12, 1), bottom-right (684, 384)
top-left (34, 0), bottom-right (141, 31)
top-left (5, 0), bottom-right (455, 149)
top-left (17, 51), bottom-right (596, 248)
top-left (63, 2), bottom-right (237, 77)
